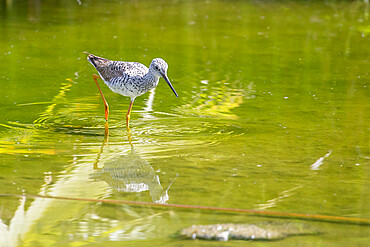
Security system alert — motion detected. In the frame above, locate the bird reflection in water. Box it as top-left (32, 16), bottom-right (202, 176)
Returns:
top-left (91, 123), bottom-right (177, 204)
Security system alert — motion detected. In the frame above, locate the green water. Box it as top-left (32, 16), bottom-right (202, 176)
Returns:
top-left (0, 0), bottom-right (369, 246)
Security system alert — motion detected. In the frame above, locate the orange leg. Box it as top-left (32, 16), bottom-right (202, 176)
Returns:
top-left (126, 99), bottom-right (134, 132)
top-left (93, 74), bottom-right (109, 121)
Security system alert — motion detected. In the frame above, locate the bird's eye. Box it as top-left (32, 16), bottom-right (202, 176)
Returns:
top-left (155, 65), bottom-right (159, 70)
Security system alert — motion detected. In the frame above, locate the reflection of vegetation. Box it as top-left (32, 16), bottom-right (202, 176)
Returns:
top-left (255, 186), bottom-right (303, 210)
top-left (0, 160), bottom-right (171, 246)
top-left (0, 172), bottom-right (107, 247)
top-left (33, 80), bottom-right (72, 126)
top-left (0, 79), bottom-right (76, 156)
top-left (0, 79), bottom-right (74, 156)
top-left (179, 81), bottom-right (254, 119)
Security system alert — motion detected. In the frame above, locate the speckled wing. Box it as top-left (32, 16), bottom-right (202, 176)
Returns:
top-left (107, 61), bottom-right (149, 78)
top-left (86, 53), bottom-right (148, 81)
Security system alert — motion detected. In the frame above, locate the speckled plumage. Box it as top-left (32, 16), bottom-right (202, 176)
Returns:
top-left (86, 53), bottom-right (177, 100)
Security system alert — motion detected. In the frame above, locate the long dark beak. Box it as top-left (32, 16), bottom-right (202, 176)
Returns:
top-left (162, 73), bottom-right (178, 97)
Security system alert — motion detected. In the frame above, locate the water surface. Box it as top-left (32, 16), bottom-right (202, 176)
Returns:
top-left (0, 0), bottom-right (369, 246)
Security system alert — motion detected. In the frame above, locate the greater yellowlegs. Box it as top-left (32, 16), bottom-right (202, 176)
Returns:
top-left (85, 52), bottom-right (178, 129)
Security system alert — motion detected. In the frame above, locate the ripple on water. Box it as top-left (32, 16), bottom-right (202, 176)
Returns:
top-left (132, 116), bottom-right (245, 145)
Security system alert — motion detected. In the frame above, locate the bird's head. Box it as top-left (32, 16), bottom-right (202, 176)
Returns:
top-left (150, 58), bottom-right (178, 97)
top-left (150, 58), bottom-right (168, 76)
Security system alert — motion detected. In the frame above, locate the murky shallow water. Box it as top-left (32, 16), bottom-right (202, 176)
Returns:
top-left (0, 0), bottom-right (369, 246)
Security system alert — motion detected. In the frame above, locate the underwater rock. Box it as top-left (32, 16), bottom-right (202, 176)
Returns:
top-left (180, 222), bottom-right (319, 241)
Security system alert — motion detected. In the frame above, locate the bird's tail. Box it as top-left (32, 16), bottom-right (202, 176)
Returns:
top-left (83, 51), bottom-right (109, 68)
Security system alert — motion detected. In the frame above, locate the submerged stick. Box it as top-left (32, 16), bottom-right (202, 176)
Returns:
top-left (0, 193), bottom-right (369, 225)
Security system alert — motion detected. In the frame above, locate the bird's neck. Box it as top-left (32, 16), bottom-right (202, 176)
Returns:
top-left (144, 70), bottom-right (160, 89)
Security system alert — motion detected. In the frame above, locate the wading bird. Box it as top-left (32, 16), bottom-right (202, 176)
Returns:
top-left (85, 52), bottom-right (178, 130)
